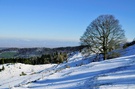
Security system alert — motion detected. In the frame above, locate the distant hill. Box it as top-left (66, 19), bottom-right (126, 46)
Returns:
top-left (0, 46), bottom-right (86, 58)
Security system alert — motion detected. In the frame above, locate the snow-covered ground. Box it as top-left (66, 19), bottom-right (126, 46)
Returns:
top-left (0, 63), bottom-right (56, 89)
top-left (1, 45), bottom-right (135, 89)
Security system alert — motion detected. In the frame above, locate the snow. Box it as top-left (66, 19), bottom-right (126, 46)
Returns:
top-left (1, 45), bottom-right (135, 89)
top-left (0, 63), bottom-right (56, 88)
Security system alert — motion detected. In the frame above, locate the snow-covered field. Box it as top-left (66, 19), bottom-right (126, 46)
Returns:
top-left (1, 45), bottom-right (135, 89)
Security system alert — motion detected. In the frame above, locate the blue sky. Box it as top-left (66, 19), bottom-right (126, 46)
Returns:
top-left (0, 0), bottom-right (135, 47)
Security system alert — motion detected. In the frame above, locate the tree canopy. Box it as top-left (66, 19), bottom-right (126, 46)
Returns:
top-left (80, 15), bottom-right (126, 60)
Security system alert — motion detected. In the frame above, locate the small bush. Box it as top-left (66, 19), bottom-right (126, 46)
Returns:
top-left (80, 62), bottom-right (83, 66)
top-left (0, 66), bottom-right (5, 72)
top-left (20, 72), bottom-right (26, 76)
top-left (2, 66), bottom-right (5, 70)
top-left (65, 65), bottom-right (70, 68)
top-left (107, 52), bottom-right (121, 59)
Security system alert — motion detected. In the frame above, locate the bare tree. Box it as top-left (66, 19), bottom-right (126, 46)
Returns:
top-left (80, 15), bottom-right (126, 60)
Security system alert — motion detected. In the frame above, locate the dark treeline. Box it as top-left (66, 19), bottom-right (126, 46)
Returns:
top-left (0, 45), bottom-right (86, 58)
top-left (0, 52), bottom-right (67, 65)
top-left (123, 40), bottom-right (135, 48)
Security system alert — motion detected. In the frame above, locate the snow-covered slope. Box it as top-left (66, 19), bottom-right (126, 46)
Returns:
top-left (122, 44), bottom-right (135, 56)
top-left (0, 63), bottom-right (56, 88)
top-left (1, 45), bottom-right (135, 89)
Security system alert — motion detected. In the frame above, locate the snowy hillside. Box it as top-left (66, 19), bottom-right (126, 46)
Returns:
top-left (1, 45), bottom-right (135, 89)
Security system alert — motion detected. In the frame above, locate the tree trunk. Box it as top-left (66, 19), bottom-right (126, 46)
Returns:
top-left (103, 52), bottom-right (107, 60)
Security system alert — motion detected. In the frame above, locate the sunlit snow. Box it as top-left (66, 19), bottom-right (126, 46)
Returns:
top-left (1, 45), bottom-right (135, 89)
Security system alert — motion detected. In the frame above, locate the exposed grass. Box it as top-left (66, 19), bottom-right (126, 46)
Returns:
top-left (0, 51), bottom-right (17, 58)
